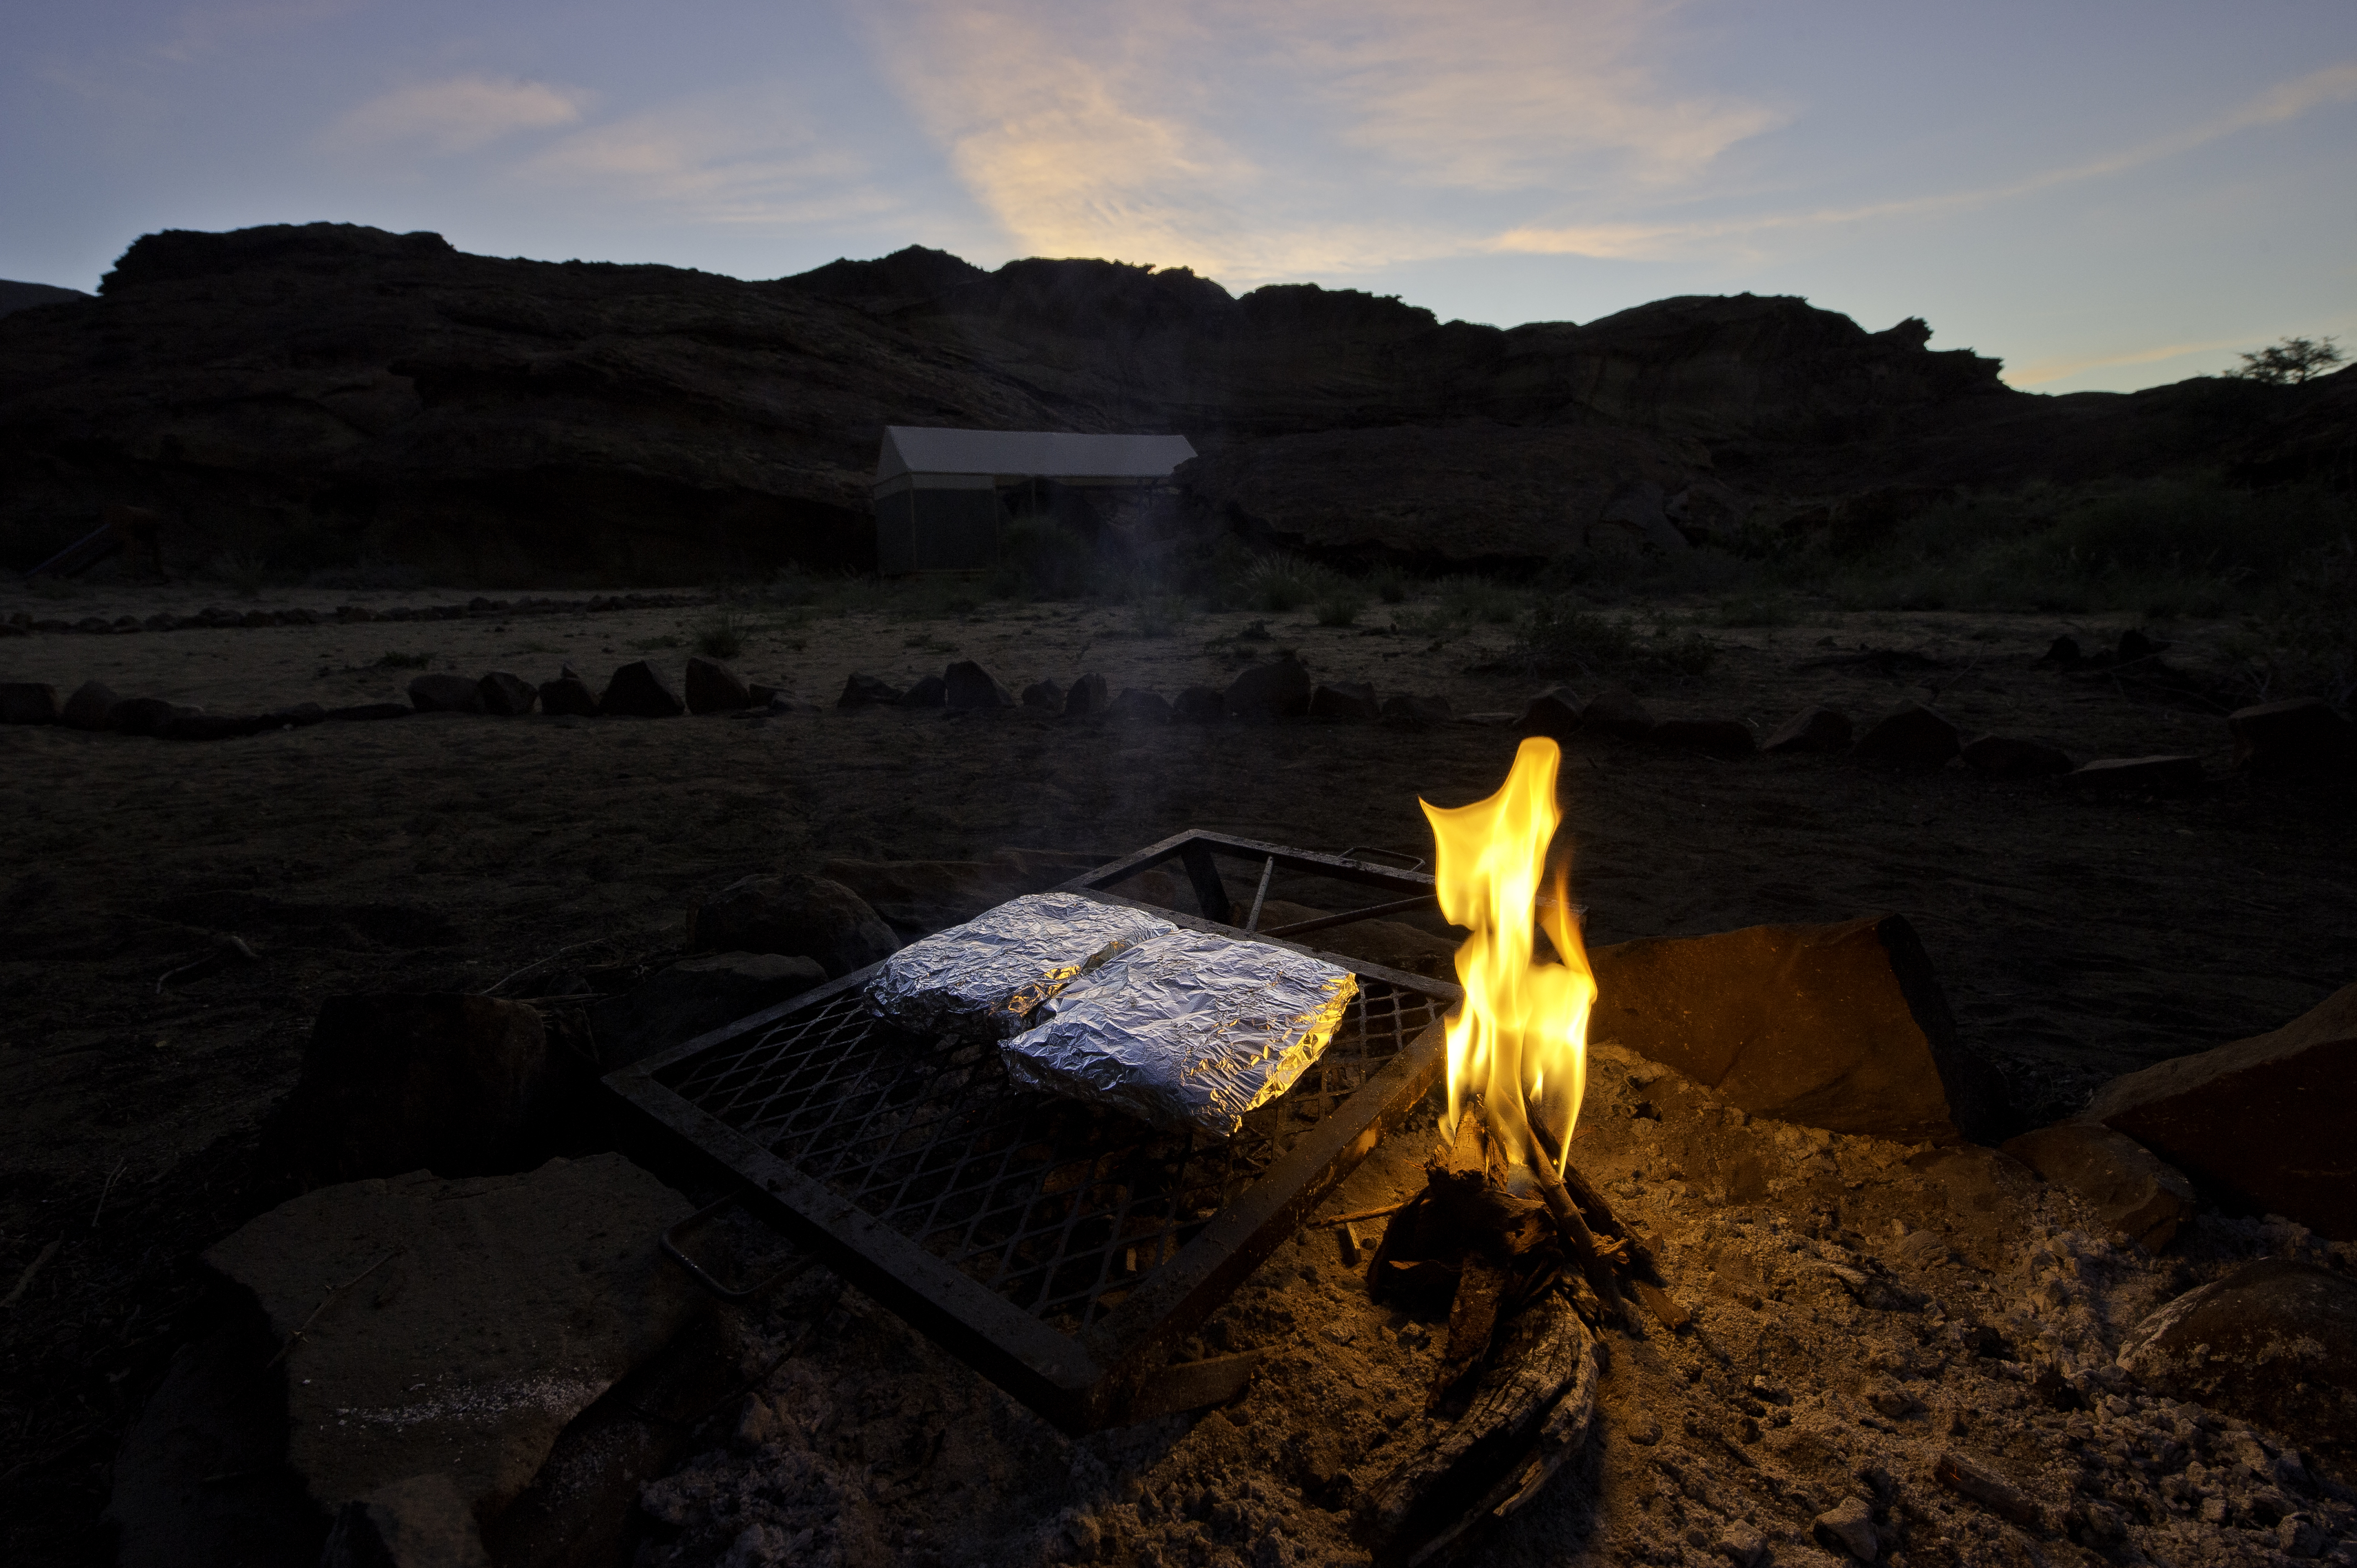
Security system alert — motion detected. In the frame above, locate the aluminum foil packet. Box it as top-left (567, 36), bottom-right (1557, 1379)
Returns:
top-left (1001, 930), bottom-right (1358, 1139)
top-left (866, 891), bottom-right (1177, 1039)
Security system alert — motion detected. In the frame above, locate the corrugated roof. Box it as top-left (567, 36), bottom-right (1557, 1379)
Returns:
top-left (877, 426), bottom-right (1196, 483)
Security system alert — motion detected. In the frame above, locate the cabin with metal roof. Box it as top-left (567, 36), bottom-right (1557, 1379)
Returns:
top-left (873, 426), bottom-right (1196, 575)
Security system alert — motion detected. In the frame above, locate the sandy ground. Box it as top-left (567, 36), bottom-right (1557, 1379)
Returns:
top-left (1, 577), bottom-right (2351, 1560)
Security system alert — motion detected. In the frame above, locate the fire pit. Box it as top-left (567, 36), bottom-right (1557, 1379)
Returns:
top-left (605, 832), bottom-right (1463, 1432)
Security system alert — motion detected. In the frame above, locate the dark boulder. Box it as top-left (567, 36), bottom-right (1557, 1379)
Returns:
top-left (1382, 693), bottom-right (1452, 731)
top-left (477, 670), bottom-right (538, 716)
top-left (1852, 703), bottom-right (1959, 768)
top-left (60, 679), bottom-right (120, 730)
top-left (2001, 1124), bottom-right (2195, 1250)
top-left (2082, 982), bottom-right (2357, 1239)
top-left (898, 673), bottom-right (947, 708)
top-left (264, 994), bottom-right (555, 1189)
top-left (683, 657), bottom-right (750, 714)
top-left (0, 682), bottom-right (59, 724)
top-left (688, 873), bottom-right (899, 977)
top-left (2066, 755), bottom-right (2202, 793)
top-left (1105, 688), bottom-right (1171, 723)
top-left (1960, 734), bottom-right (2073, 777)
top-left (2118, 1260), bottom-right (2357, 1472)
top-left (1308, 680), bottom-right (1380, 721)
top-left (408, 673), bottom-right (485, 714)
top-left (326, 702), bottom-right (412, 722)
top-left (587, 951), bottom-right (827, 1070)
top-left (538, 669), bottom-right (600, 716)
top-left (1021, 679), bottom-right (1066, 711)
top-left (837, 672), bottom-right (903, 709)
top-left (944, 660), bottom-right (1012, 711)
top-left (2229, 697), bottom-right (2356, 777)
top-left (1173, 685), bottom-right (1225, 723)
top-left (1064, 672), bottom-right (1110, 716)
top-left (1580, 687), bottom-right (1656, 740)
top-left (107, 696), bottom-right (191, 736)
top-left (1587, 914), bottom-right (2008, 1144)
top-left (1649, 718), bottom-right (1755, 759)
top-left (1514, 688), bottom-right (1583, 743)
top-left (600, 661), bottom-right (685, 718)
top-left (1224, 655), bottom-right (1312, 719)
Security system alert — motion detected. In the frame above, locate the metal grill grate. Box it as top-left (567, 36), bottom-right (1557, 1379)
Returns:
top-left (656, 980), bottom-right (1442, 1331)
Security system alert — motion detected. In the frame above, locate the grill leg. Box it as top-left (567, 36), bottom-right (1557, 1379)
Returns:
top-left (1180, 843), bottom-right (1233, 924)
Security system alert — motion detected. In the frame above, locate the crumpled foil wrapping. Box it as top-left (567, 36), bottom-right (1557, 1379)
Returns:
top-left (866, 891), bottom-right (1177, 1039)
top-left (1001, 930), bottom-right (1358, 1139)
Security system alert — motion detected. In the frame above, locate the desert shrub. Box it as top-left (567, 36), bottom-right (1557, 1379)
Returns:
top-left (1314, 591), bottom-right (1367, 627)
top-left (2235, 533), bottom-right (2357, 705)
top-left (996, 518), bottom-right (1092, 600)
top-left (210, 549), bottom-right (272, 598)
top-left (694, 611), bottom-right (747, 659)
top-left (1236, 553), bottom-right (1337, 612)
top-left (1366, 563), bottom-right (1412, 604)
top-left (1438, 575), bottom-right (1522, 625)
top-left (1516, 600), bottom-right (1639, 674)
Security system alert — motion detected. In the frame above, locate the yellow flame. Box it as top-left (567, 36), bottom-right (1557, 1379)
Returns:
top-left (1420, 736), bottom-right (1597, 1170)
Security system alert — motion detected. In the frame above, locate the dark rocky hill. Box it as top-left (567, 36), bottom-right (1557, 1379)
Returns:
top-left (0, 280), bottom-right (90, 318)
top-left (0, 224), bottom-right (2345, 580)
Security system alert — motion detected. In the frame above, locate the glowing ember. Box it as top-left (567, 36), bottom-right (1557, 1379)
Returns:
top-left (1421, 735), bottom-right (1597, 1173)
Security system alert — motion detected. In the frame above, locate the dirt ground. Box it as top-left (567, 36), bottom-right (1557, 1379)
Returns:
top-left (2, 577), bottom-right (2351, 1562)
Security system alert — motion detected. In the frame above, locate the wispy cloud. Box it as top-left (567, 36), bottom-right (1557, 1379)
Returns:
top-left (333, 74), bottom-right (590, 154)
top-left (860, 0), bottom-right (1778, 280)
top-left (1496, 60), bottom-right (2357, 259)
top-left (2004, 338), bottom-right (2245, 389)
top-left (517, 98), bottom-right (889, 226)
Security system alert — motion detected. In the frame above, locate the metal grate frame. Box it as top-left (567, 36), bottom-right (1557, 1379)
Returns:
top-left (605, 831), bottom-right (1459, 1431)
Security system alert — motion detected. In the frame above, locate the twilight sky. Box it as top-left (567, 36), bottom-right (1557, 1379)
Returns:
top-left (6, 1), bottom-right (2352, 393)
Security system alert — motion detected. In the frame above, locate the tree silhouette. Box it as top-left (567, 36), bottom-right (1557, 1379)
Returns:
top-left (2229, 335), bottom-right (2345, 385)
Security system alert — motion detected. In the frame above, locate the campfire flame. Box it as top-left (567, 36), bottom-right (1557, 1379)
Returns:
top-left (1421, 736), bottom-right (1596, 1173)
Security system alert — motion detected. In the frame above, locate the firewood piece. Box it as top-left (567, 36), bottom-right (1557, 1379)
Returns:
top-left (1525, 1137), bottom-right (1625, 1307)
top-left (1553, 1157), bottom-right (1665, 1286)
top-left (1366, 1190), bottom-right (1430, 1300)
top-left (1631, 1278), bottom-right (1689, 1332)
top-left (1935, 1450), bottom-right (2047, 1531)
top-left (1339, 1223), bottom-right (1363, 1267)
top-left (1363, 1296), bottom-right (1594, 1555)
top-left (1429, 1257), bottom-right (1511, 1411)
top-left (1315, 1200), bottom-right (1410, 1227)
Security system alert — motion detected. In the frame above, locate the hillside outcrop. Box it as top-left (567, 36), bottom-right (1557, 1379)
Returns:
top-left (0, 225), bottom-right (2345, 580)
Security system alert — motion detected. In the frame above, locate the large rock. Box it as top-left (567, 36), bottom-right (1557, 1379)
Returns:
top-left (407, 673), bottom-right (484, 714)
top-left (537, 669), bottom-right (599, 717)
top-left (60, 679), bottom-right (120, 730)
top-left (837, 672), bottom-right (903, 709)
top-left (1587, 914), bottom-right (2008, 1143)
top-left (1308, 680), bottom-right (1380, 721)
top-left (268, 994), bottom-right (556, 1189)
top-left (1579, 688), bottom-right (1655, 740)
top-left (1173, 685), bottom-right (1225, 723)
top-left (476, 670), bottom-right (537, 716)
top-left (943, 659), bottom-right (1012, 711)
top-left (683, 656), bottom-right (750, 714)
top-left (2001, 1124), bottom-right (2196, 1250)
top-left (2117, 1260), bottom-right (2357, 1472)
top-left (599, 661), bottom-right (685, 717)
top-left (2229, 697), bottom-right (2356, 777)
top-left (1020, 679), bottom-right (1065, 712)
top-left (202, 1154), bottom-right (702, 1557)
top-left (1063, 672), bottom-right (1110, 716)
top-left (1852, 703), bottom-right (1959, 769)
top-left (1106, 688), bottom-right (1171, 723)
top-left (1382, 693), bottom-right (1452, 731)
top-left (0, 681), bottom-right (58, 724)
top-left (2081, 983), bottom-right (2357, 1239)
top-left (1762, 705), bottom-right (1850, 754)
top-left (898, 673), bottom-right (946, 708)
top-left (688, 872), bottom-right (899, 976)
top-left (1515, 688), bottom-right (1583, 744)
top-left (107, 695), bottom-right (194, 736)
top-left (1224, 656), bottom-right (1312, 719)
top-left (587, 951), bottom-right (827, 1070)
